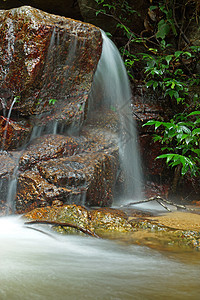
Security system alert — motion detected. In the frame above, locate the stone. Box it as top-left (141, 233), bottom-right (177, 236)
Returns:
top-left (23, 204), bottom-right (133, 236)
top-left (19, 134), bottom-right (87, 171)
top-left (0, 6), bottom-right (102, 150)
top-left (0, 116), bottom-right (30, 150)
top-left (16, 150), bottom-right (118, 213)
top-left (15, 170), bottom-right (73, 213)
top-left (23, 204), bottom-right (200, 250)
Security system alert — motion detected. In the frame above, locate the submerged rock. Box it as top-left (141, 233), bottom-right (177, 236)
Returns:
top-left (23, 204), bottom-right (133, 237)
top-left (23, 204), bottom-right (200, 250)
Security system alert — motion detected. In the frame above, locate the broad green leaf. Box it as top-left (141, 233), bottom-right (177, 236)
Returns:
top-left (165, 55), bottom-right (172, 65)
top-left (188, 111), bottom-right (200, 116)
top-left (157, 153), bottom-right (174, 163)
top-left (192, 128), bottom-right (200, 135)
top-left (149, 6), bottom-right (158, 10)
top-left (177, 125), bottom-right (191, 134)
top-left (142, 120), bottom-right (156, 126)
top-left (156, 20), bottom-right (170, 39)
top-left (191, 149), bottom-right (200, 156)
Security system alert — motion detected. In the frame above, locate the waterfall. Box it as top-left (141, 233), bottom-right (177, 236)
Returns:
top-left (0, 28), bottom-right (143, 214)
top-left (89, 31), bottom-right (143, 200)
top-left (2, 96), bottom-right (17, 149)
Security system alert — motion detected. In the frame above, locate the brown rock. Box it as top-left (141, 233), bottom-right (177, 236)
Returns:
top-left (0, 6), bottom-right (102, 149)
top-left (0, 116), bottom-right (30, 150)
top-left (15, 170), bottom-right (74, 213)
top-left (19, 134), bottom-right (87, 171)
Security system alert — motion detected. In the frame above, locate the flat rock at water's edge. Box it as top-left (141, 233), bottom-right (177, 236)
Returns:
top-left (23, 204), bottom-right (200, 251)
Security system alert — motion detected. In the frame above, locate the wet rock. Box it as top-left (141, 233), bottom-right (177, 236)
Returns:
top-left (15, 115), bottom-right (120, 212)
top-left (23, 204), bottom-right (200, 250)
top-left (19, 134), bottom-right (87, 171)
top-left (0, 6), bottom-right (102, 150)
top-left (0, 116), bottom-right (30, 150)
top-left (89, 208), bottom-right (132, 235)
top-left (0, 151), bottom-right (17, 179)
top-left (16, 149), bottom-right (118, 213)
top-left (23, 204), bottom-right (133, 236)
top-left (15, 170), bottom-right (74, 213)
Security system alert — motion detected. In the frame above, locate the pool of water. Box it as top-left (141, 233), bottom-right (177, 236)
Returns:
top-left (0, 216), bottom-right (200, 300)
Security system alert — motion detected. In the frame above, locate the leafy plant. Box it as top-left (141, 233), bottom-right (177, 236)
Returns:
top-left (142, 46), bottom-right (200, 104)
top-left (49, 98), bottom-right (57, 105)
top-left (143, 111), bottom-right (200, 176)
top-left (94, 0), bottom-right (200, 180)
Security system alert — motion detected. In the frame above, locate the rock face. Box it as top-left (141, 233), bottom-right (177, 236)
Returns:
top-left (0, 6), bottom-right (122, 213)
top-left (0, 6), bottom-right (102, 150)
top-left (15, 124), bottom-right (119, 213)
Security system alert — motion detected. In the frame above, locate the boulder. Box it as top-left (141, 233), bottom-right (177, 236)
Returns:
top-left (0, 6), bottom-right (102, 150)
top-left (0, 116), bottom-right (30, 150)
top-left (14, 110), bottom-right (120, 213)
top-left (23, 204), bottom-right (133, 237)
top-left (16, 149), bottom-right (118, 213)
top-left (19, 134), bottom-right (87, 171)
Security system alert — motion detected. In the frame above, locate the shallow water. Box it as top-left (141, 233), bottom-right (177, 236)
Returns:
top-left (0, 216), bottom-right (200, 300)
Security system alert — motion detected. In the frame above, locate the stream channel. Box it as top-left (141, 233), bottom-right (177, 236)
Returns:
top-left (0, 214), bottom-right (200, 300)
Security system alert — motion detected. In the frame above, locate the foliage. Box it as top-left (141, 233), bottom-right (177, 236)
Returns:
top-left (95, 0), bottom-right (200, 179)
top-left (142, 46), bottom-right (200, 104)
top-left (49, 98), bottom-right (57, 105)
top-left (143, 112), bottom-right (200, 176)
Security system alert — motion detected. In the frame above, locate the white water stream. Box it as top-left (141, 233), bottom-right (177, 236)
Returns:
top-left (0, 216), bottom-right (200, 300)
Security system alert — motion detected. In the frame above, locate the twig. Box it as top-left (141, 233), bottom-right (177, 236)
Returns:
top-left (24, 220), bottom-right (100, 238)
top-left (121, 197), bottom-right (157, 207)
top-left (173, 0), bottom-right (190, 46)
top-left (121, 195), bottom-right (195, 212)
top-left (24, 225), bottom-right (58, 240)
top-left (156, 199), bottom-right (172, 212)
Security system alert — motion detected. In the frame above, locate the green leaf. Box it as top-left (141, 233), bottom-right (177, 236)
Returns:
top-left (49, 99), bottom-right (57, 105)
top-left (156, 153), bottom-right (174, 163)
top-left (153, 81), bottom-right (158, 90)
top-left (142, 120), bottom-right (156, 126)
top-left (149, 6), bottom-right (158, 10)
top-left (192, 128), bottom-right (200, 135)
top-left (165, 55), bottom-right (172, 65)
top-left (188, 111), bottom-right (200, 116)
top-left (192, 149), bottom-right (200, 156)
top-left (156, 20), bottom-right (170, 39)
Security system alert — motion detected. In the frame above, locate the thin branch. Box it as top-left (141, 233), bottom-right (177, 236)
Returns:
top-left (172, 0), bottom-right (190, 46)
top-left (156, 199), bottom-right (172, 211)
top-left (24, 220), bottom-right (101, 238)
top-left (121, 195), bottom-right (195, 212)
top-left (121, 197), bottom-right (157, 207)
top-left (24, 225), bottom-right (58, 240)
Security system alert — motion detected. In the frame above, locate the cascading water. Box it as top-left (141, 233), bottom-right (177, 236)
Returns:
top-left (0, 97), bottom-right (20, 214)
top-left (0, 29), bottom-right (143, 214)
top-left (89, 31), bottom-right (143, 200)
